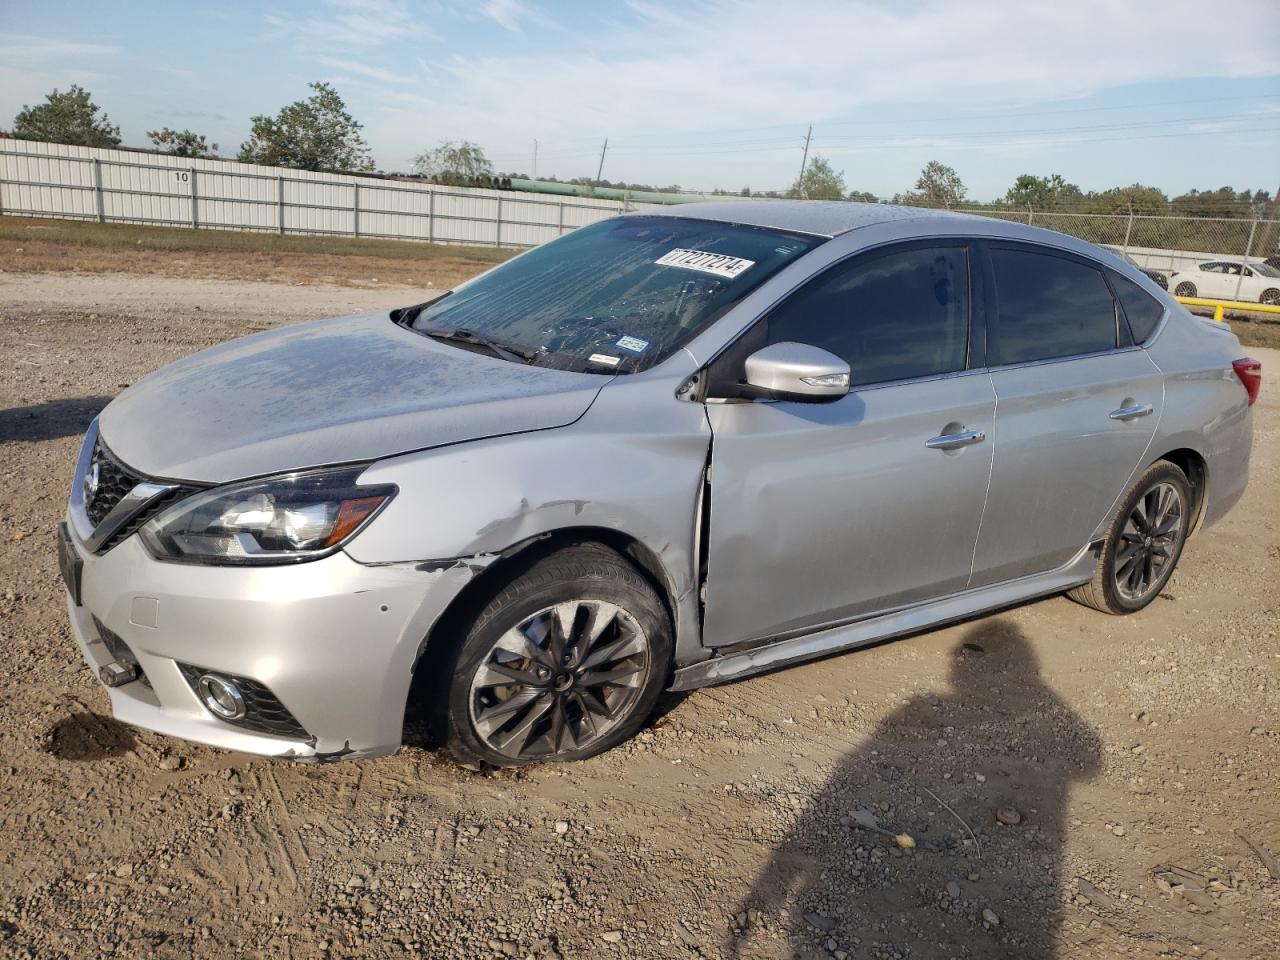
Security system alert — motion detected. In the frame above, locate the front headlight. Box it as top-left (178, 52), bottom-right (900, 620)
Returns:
top-left (140, 466), bottom-right (396, 565)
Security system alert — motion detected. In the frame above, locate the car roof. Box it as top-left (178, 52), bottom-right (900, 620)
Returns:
top-left (632, 199), bottom-right (987, 237)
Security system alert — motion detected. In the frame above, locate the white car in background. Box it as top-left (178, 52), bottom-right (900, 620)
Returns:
top-left (1169, 260), bottom-right (1280, 305)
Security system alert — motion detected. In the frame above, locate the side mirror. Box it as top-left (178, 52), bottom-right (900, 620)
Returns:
top-left (742, 341), bottom-right (850, 402)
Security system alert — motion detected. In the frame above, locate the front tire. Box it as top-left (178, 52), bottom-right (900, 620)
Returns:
top-left (1174, 281), bottom-right (1197, 298)
top-left (437, 543), bottom-right (672, 768)
top-left (1068, 461), bottom-right (1191, 615)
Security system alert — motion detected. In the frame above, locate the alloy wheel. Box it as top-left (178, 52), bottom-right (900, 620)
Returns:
top-left (468, 600), bottom-right (651, 760)
top-left (1113, 481), bottom-right (1184, 602)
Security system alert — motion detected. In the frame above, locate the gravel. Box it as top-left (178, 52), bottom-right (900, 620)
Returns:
top-left (0, 266), bottom-right (1277, 959)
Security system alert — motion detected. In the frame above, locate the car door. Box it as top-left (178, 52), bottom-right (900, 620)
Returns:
top-left (1196, 262), bottom-right (1233, 298)
top-left (969, 242), bottom-right (1163, 587)
top-left (700, 241), bottom-right (997, 649)
top-left (1233, 266), bottom-right (1262, 302)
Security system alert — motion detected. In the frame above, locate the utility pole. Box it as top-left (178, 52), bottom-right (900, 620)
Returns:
top-left (532, 139), bottom-right (538, 180)
top-left (595, 137), bottom-right (608, 187)
top-left (796, 125), bottom-right (812, 197)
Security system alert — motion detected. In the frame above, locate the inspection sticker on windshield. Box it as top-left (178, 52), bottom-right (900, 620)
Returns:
top-left (589, 353), bottom-right (620, 367)
top-left (615, 335), bottom-right (649, 353)
top-left (655, 248), bottom-right (755, 279)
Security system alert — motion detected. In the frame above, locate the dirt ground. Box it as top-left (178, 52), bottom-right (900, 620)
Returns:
top-left (1, 240), bottom-right (1278, 960)
top-left (0, 215), bottom-right (510, 291)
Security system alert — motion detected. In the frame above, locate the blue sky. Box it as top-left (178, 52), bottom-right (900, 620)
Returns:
top-left (1, 0), bottom-right (1278, 200)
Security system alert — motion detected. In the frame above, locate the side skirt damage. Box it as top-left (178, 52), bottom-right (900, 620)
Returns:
top-left (669, 541), bottom-right (1101, 691)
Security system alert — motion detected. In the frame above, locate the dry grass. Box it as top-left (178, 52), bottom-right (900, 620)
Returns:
top-left (0, 215), bottom-right (510, 289)
top-left (1231, 318), bottom-right (1280, 350)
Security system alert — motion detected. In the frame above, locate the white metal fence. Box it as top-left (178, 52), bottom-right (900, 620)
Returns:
top-left (3, 139), bottom-right (1277, 294)
top-left (0, 139), bottom-right (659, 249)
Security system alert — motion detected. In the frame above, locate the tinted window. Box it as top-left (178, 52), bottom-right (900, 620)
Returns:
top-left (988, 248), bottom-right (1117, 365)
top-left (1110, 272), bottom-right (1165, 343)
top-left (764, 246), bottom-right (969, 386)
top-left (410, 216), bottom-right (820, 374)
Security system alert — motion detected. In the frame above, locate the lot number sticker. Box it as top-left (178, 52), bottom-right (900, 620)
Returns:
top-left (655, 248), bottom-right (756, 279)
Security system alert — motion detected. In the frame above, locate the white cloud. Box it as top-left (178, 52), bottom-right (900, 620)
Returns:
top-left (316, 56), bottom-right (418, 85)
top-left (482, 0), bottom-right (532, 32)
top-left (266, 0), bottom-right (432, 50)
top-left (0, 33), bottom-right (121, 63)
top-left (354, 0), bottom-right (1280, 185)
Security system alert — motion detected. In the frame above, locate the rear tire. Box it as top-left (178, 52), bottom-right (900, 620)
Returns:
top-left (1262, 288), bottom-right (1280, 306)
top-left (434, 543), bottom-right (672, 768)
top-left (1174, 281), bottom-right (1197, 298)
top-left (1068, 461), bottom-right (1191, 615)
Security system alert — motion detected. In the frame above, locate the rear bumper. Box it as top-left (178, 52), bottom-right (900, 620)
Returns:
top-left (63, 522), bottom-right (479, 761)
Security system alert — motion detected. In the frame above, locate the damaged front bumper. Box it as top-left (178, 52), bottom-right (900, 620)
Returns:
top-left (63, 524), bottom-right (482, 761)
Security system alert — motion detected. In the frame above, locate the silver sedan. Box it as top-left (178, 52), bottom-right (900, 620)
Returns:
top-left (58, 201), bottom-right (1260, 767)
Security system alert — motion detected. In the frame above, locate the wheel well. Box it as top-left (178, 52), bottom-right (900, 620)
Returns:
top-left (1156, 448), bottom-right (1208, 535)
top-left (403, 528), bottom-right (679, 727)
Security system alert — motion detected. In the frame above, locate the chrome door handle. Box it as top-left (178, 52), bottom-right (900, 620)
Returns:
top-left (1109, 403), bottom-right (1153, 421)
top-left (925, 429), bottom-right (986, 450)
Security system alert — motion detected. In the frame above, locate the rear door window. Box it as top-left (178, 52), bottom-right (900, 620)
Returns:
top-left (1109, 271), bottom-right (1166, 343)
top-left (762, 244), bottom-right (970, 386)
top-left (986, 247), bottom-right (1118, 365)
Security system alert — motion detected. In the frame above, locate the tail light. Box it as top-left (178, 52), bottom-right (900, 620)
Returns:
top-left (1232, 358), bottom-right (1262, 406)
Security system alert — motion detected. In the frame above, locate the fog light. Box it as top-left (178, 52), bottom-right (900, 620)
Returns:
top-left (196, 674), bottom-right (246, 720)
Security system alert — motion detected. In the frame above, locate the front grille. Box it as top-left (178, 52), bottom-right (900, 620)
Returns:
top-left (97, 486), bottom-right (193, 553)
top-left (82, 438), bottom-right (199, 552)
top-left (176, 663), bottom-right (310, 740)
top-left (85, 439), bottom-right (142, 526)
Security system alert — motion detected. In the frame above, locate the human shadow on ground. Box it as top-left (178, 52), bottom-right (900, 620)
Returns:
top-left (0, 396), bottom-right (111, 443)
top-left (736, 618), bottom-right (1102, 959)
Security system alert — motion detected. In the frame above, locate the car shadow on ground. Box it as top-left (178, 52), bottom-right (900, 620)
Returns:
top-left (0, 396), bottom-right (112, 444)
top-left (733, 618), bottom-right (1102, 959)
top-left (44, 711), bottom-right (136, 761)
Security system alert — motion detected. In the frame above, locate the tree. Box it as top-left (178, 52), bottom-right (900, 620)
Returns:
top-left (1170, 186), bottom-right (1269, 219)
top-left (846, 189), bottom-right (878, 203)
top-left (788, 155), bottom-right (846, 200)
top-left (12, 85), bottom-right (120, 147)
top-left (1086, 184), bottom-right (1168, 216)
top-left (238, 82), bottom-right (373, 172)
top-left (1003, 173), bottom-right (1082, 210)
top-left (149, 127), bottom-right (218, 158)
top-left (412, 140), bottom-right (493, 185)
top-left (899, 160), bottom-right (966, 208)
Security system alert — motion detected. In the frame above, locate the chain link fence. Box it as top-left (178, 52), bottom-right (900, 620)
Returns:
top-left (954, 205), bottom-right (1280, 288)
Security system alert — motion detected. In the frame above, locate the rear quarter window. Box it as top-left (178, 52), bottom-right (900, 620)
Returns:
top-left (987, 247), bottom-right (1118, 365)
top-left (1109, 271), bottom-right (1165, 343)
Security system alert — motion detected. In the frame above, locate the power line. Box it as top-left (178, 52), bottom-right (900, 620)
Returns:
top-left (536, 94), bottom-right (1280, 146)
top-left (509, 110), bottom-right (1277, 162)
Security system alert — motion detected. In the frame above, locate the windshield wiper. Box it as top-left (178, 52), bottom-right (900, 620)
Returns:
top-left (392, 291), bottom-right (452, 326)
top-left (422, 327), bottom-right (542, 364)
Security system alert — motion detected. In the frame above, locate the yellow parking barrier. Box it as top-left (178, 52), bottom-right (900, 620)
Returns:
top-left (1175, 296), bottom-right (1280, 322)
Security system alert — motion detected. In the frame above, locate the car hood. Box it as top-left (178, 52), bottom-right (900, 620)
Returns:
top-left (98, 312), bottom-right (607, 483)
